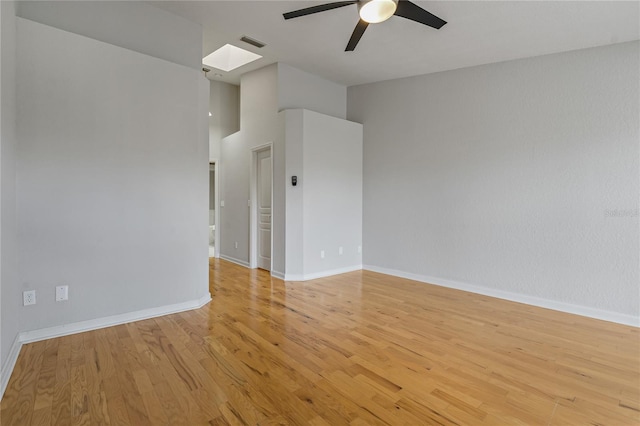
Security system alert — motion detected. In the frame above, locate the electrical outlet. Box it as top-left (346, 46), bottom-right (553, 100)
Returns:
top-left (56, 285), bottom-right (69, 302)
top-left (320, 250), bottom-right (325, 259)
top-left (23, 290), bottom-right (36, 306)
top-left (339, 246), bottom-right (344, 255)
top-left (235, 241), bottom-right (238, 249)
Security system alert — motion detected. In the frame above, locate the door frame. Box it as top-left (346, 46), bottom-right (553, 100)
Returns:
top-left (210, 159), bottom-right (220, 258)
top-left (249, 143), bottom-right (273, 270)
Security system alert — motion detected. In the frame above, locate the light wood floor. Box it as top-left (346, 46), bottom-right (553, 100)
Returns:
top-left (1, 259), bottom-right (639, 425)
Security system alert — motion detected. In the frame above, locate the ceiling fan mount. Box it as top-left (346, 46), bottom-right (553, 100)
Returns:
top-left (283, 0), bottom-right (447, 51)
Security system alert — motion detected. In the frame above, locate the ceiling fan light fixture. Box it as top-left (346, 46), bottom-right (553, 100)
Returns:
top-left (358, 0), bottom-right (398, 24)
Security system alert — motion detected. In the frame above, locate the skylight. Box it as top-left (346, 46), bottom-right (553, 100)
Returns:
top-left (202, 44), bottom-right (262, 72)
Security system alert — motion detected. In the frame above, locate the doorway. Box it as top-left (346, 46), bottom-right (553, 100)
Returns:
top-left (250, 144), bottom-right (272, 271)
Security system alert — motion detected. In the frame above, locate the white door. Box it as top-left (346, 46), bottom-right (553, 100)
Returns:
top-left (257, 149), bottom-right (272, 270)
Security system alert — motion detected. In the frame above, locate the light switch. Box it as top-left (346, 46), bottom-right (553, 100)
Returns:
top-left (56, 285), bottom-right (68, 302)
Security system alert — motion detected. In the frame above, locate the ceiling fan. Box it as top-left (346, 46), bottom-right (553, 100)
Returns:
top-left (283, 0), bottom-right (447, 51)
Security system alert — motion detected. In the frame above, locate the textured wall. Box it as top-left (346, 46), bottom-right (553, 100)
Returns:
top-left (301, 110), bottom-right (362, 276)
top-left (348, 42), bottom-right (639, 317)
top-left (219, 65), bottom-right (282, 268)
top-left (283, 109), bottom-right (363, 278)
top-left (0, 0), bottom-right (18, 375)
top-left (15, 18), bottom-right (209, 332)
top-left (219, 63), bottom-right (349, 275)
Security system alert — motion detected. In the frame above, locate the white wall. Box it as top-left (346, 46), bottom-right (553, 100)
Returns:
top-left (278, 63), bottom-right (347, 119)
top-left (219, 63), bottom-right (349, 276)
top-left (283, 110), bottom-right (304, 277)
top-left (283, 109), bottom-right (363, 279)
top-left (15, 18), bottom-right (210, 332)
top-left (209, 80), bottom-right (240, 163)
top-left (277, 63), bottom-right (351, 277)
top-left (348, 41), bottom-right (640, 321)
top-left (219, 65), bottom-right (284, 271)
top-left (209, 80), bottom-right (239, 257)
top-left (302, 111), bottom-right (362, 275)
top-left (0, 0), bottom-right (18, 394)
top-left (16, 0), bottom-right (202, 70)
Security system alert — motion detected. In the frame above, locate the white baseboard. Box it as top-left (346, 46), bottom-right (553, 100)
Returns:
top-left (0, 335), bottom-right (23, 400)
top-left (216, 257), bottom-right (361, 282)
top-left (0, 293), bottom-right (211, 402)
top-left (1, 293), bottom-right (211, 401)
top-left (363, 265), bottom-right (639, 327)
top-left (286, 264), bottom-right (363, 281)
top-left (270, 270), bottom-right (285, 280)
top-left (219, 254), bottom-right (250, 268)
top-left (19, 293), bottom-right (212, 344)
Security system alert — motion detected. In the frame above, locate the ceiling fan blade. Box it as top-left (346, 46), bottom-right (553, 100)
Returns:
top-left (345, 19), bottom-right (369, 51)
top-left (283, 1), bottom-right (357, 20)
top-left (394, 1), bottom-right (447, 29)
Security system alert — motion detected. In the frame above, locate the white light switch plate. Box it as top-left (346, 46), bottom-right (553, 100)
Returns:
top-left (56, 285), bottom-right (68, 301)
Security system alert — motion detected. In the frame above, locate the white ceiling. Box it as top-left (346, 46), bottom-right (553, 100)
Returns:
top-left (150, 1), bottom-right (640, 87)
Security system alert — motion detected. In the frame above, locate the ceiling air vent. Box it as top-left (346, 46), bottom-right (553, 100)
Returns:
top-left (240, 36), bottom-right (265, 49)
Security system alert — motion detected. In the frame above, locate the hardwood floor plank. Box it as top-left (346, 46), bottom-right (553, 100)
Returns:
top-left (32, 338), bottom-right (58, 412)
top-left (29, 406), bottom-right (51, 426)
top-left (2, 343), bottom-right (41, 425)
top-left (87, 389), bottom-right (111, 425)
top-left (93, 329), bottom-right (116, 381)
top-left (69, 365), bottom-right (89, 418)
top-left (1, 258), bottom-right (638, 425)
top-left (152, 380), bottom-right (189, 426)
top-left (50, 380), bottom-right (72, 426)
top-left (103, 394), bottom-right (130, 426)
top-left (139, 390), bottom-right (170, 425)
